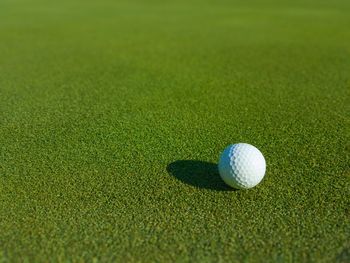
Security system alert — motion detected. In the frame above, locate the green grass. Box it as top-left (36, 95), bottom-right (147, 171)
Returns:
top-left (0, 0), bottom-right (349, 262)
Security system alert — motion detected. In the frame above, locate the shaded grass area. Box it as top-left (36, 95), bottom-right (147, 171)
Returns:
top-left (0, 0), bottom-right (349, 262)
top-left (167, 160), bottom-right (231, 191)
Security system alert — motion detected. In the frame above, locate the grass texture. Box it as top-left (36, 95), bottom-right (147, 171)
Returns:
top-left (0, 0), bottom-right (349, 262)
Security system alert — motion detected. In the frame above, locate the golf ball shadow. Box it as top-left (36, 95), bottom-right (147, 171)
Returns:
top-left (166, 160), bottom-right (234, 191)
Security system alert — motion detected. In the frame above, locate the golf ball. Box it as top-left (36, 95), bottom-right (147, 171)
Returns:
top-left (218, 143), bottom-right (266, 189)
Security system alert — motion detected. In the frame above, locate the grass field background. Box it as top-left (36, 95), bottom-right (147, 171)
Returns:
top-left (0, 0), bottom-right (349, 262)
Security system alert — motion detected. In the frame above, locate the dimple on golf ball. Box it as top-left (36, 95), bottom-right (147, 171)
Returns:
top-left (218, 143), bottom-right (266, 189)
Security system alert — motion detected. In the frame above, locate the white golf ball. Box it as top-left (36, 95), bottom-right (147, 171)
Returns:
top-left (218, 143), bottom-right (266, 189)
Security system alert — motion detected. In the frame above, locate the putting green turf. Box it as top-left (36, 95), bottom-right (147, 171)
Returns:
top-left (0, 0), bottom-right (349, 262)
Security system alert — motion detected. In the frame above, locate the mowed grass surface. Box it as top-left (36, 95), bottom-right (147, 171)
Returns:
top-left (0, 0), bottom-right (349, 262)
